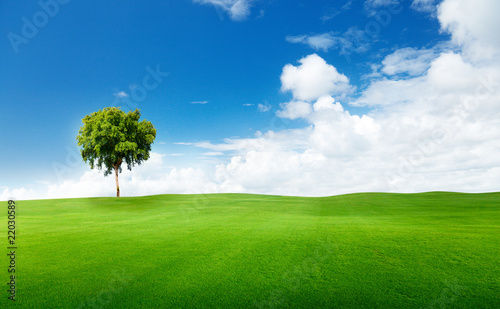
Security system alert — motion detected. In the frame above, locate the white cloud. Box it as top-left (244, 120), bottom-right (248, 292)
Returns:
top-left (0, 187), bottom-right (38, 201)
top-left (206, 57), bottom-right (500, 195)
top-left (191, 101), bottom-right (209, 104)
top-left (438, 0), bottom-right (500, 61)
top-left (353, 76), bottom-right (428, 106)
top-left (113, 91), bottom-right (128, 98)
top-left (280, 54), bottom-right (353, 102)
top-left (354, 49), bottom-right (493, 107)
top-left (364, 0), bottom-right (400, 15)
top-left (192, 0), bottom-right (500, 196)
top-left (321, 1), bottom-right (353, 22)
top-left (257, 103), bottom-right (271, 112)
top-left (381, 47), bottom-right (439, 76)
top-left (426, 52), bottom-right (478, 93)
top-left (286, 28), bottom-right (371, 56)
top-left (313, 95), bottom-right (338, 112)
top-left (203, 152), bottom-right (225, 156)
top-left (5, 0), bottom-right (500, 200)
top-left (276, 101), bottom-right (312, 120)
top-left (365, 0), bottom-right (399, 6)
top-left (339, 27), bottom-right (372, 54)
top-left (411, 0), bottom-right (436, 13)
top-left (194, 0), bottom-right (253, 21)
top-left (0, 153), bottom-right (218, 200)
top-left (45, 153), bottom-right (219, 199)
top-left (286, 33), bottom-right (337, 52)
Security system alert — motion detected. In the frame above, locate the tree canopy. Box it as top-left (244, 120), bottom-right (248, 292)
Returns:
top-left (76, 107), bottom-right (156, 197)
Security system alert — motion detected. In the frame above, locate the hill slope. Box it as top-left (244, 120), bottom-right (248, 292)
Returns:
top-left (3, 192), bottom-right (500, 308)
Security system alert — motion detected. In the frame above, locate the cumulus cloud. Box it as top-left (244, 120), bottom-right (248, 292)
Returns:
top-left (194, 0), bottom-right (253, 21)
top-left (206, 60), bottom-right (499, 195)
top-left (427, 52), bottom-right (479, 93)
top-left (355, 48), bottom-right (494, 107)
top-left (280, 54), bottom-right (353, 102)
top-left (438, 0), bottom-right (500, 61)
top-left (0, 153), bottom-right (219, 201)
top-left (276, 101), bottom-right (312, 120)
top-left (192, 0), bottom-right (500, 196)
top-left (46, 153), bottom-right (219, 199)
top-left (0, 187), bottom-right (38, 201)
top-left (4, 0), bottom-right (500, 200)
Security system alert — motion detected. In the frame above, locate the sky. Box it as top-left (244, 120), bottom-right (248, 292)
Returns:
top-left (1, 0), bottom-right (499, 200)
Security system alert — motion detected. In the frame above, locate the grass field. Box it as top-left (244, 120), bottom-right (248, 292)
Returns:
top-left (2, 192), bottom-right (499, 308)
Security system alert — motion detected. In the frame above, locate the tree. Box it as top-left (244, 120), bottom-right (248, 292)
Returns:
top-left (76, 107), bottom-right (156, 197)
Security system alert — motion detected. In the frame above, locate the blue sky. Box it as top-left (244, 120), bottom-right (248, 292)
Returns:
top-left (1, 0), bottom-right (500, 199)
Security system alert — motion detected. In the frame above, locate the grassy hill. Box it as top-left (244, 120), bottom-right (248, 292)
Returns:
top-left (3, 192), bottom-right (499, 308)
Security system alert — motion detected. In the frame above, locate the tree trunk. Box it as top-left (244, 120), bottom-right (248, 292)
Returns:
top-left (115, 165), bottom-right (120, 197)
top-left (114, 159), bottom-right (122, 197)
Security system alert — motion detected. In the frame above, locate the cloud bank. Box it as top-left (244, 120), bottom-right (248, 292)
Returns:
top-left (3, 0), bottom-right (500, 200)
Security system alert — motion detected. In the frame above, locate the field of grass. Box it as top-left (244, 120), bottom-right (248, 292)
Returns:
top-left (2, 192), bottom-right (499, 308)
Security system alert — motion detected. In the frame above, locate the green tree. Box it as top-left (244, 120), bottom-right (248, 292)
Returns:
top-left (76, 107), bottom-right (156, 197)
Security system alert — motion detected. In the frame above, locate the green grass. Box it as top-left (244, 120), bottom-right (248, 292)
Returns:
top-left (2, 192), bottom-right (499, 308)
